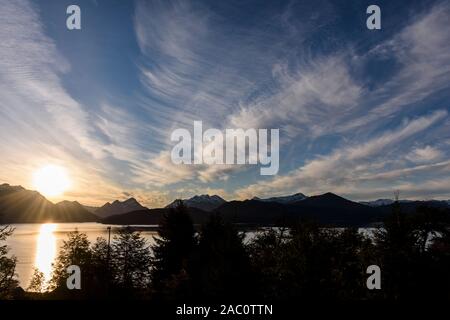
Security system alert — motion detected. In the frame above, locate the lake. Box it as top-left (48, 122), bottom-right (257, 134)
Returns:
top-left (4, 223), bottom-right (159, 288)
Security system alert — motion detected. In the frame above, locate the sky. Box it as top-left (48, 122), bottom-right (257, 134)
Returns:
top-left (1, 0), bottom-right (450, 207)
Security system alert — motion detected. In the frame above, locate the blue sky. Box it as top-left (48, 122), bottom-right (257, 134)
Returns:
top-left (1, 0), bottom-right (449, 207)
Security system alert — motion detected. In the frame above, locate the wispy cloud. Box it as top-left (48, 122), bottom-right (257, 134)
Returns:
top-left (235, 110), bottom-right (448, 200)
top-left (134, 1), bottom-right (450, 194)
top-left (406, 146), bottom-right (443, 163)
top-left (340, 2), bottom-right (450, 132)
top-left (228, 54), bottom-right (363, 138)
top-left (0, 0), bottom-right (155, 205)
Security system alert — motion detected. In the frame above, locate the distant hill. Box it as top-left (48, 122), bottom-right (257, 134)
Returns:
top-left (0, 184), bottom-right (98, 223)
top-left (95, 198), bottom-right (147, 218)
top-left (102, 207), bottom-right (211, 225)
top-left (102, 209), bottom-right (163, 225)
top-left (287, 192), bottom-right (382, 226)
top-left (360, 199), bottom-right (396, 207)
top-left (54, 200), bottom-right (99, 222)
top-left (102, 193), bottom-right (450, 227)
top-left (165, 195), bottom-right (226, 212)
top-left (359, 199), bottom-right (421, 207)
top-left (376, 200), bottom-right (450, 214)
top-left (253, 192), bottom-right (307, 204)
top-left (214, 193), bottom-right (380, 227)
top-left (214, 199), bottom-right (288, 225)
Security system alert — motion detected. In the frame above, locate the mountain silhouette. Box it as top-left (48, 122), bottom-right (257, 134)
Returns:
top-left (95, 198), bottom-right (147, 218)
top-left (165, 194), bottom-right (226, 211)
top-left (104, 193), bottom-right (381, 227)
top-left (90, 192), bottom-right (450, 227)
top-left (0, 184), bottom-right (98, 223)
top-left (2, 182), bottom-right (449, 226)
top-left (253, 192), bottom-right (307, 204)
top-left (214, 199), bottom-right (288, 225)
top-left (359, 199), bottom-right (396, 206)
top-left (102, 207), bottom-right (211, 225)
top-left (376, 199), bottom-right (450, 214)
top-left (54, 200), bottom-right (99, 222)
top-left (212, 193), bottom-right (380, 226)
top-left (287, 192), bottom-right (382, 226)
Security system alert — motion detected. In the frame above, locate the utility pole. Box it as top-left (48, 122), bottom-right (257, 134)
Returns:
top-left (106, 226), bottom-right (111, 296)
top-left (107, 226), bottom-right (111, 258)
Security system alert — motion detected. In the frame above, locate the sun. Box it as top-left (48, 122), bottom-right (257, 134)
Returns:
top-left (32, 165), bottom-right (71, 197)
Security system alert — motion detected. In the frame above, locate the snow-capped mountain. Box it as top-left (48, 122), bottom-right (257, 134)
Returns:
top-left (166, 194), bottom-right (226, 212)
top-left (95, 198), bottom-right (147, 218)
top-left (253, 193), bottom-right (307, 204)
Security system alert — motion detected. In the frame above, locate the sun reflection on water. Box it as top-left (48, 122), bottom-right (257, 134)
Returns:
top-left (34, 223), bottom-right (57, 284)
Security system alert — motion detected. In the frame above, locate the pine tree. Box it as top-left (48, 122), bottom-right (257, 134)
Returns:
top-left (49, 230), bottom-right (92, 292)
top-left (111, 227), bottom-right (152, 290)
top-left (191, 214), bottom-right (253, 301)
top-left (150, 202), bottom-right (196, 297)
top-left (90, 237), bottom-right (113, 296)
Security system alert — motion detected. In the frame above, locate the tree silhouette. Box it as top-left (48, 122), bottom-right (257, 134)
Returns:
top-left (90, 236), bottom-right (113, 297)
top-left (248, 220), bottom-right (377, 301)
top-left (0, 225), bottom-right (18, 299)
top-left (111, 227), bottom-right (152, 293)
top-left (27, 268), bottom-right (46, 293)
top-left (49, 230), bottom-right (93, 298)
top-left (247, 227), bottom-right (289, 300)
top-left (190, 214), bottom-right (254, 301)
top-left (374, 201), bottom-right (450, 300)
top-left (412, 205), bottom-right (449, 253)
top-left (150, 202), bottom-right (196, 299)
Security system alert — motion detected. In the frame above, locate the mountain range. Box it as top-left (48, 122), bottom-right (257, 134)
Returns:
top-left (252, 192), bottom-right (307, 204)
top-left (165, 194), bottom-right (226, 211)
top-left (1, 183), bottom-right (449, 226)
top-left (359, 199), bottom-right (397, 207)
top-left (214, 192), bottom-right (381, 226)
top-left (0, 183), bottom-right (97, 223)
top-left (102, 206), bottom-right (212, 226)
top-left (94, 198), bottom-right (147, 218)
top-left (103, 192), bottom-right (450, 227)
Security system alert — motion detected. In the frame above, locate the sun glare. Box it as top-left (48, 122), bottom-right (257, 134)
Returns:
top-left (35, 223), bottom-right (57, 286)
top-left (33, 165), bottom-right (71, 197)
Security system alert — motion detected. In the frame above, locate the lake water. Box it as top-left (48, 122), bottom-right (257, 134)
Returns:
top-left (4, 223), bottom-right (159, 288)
